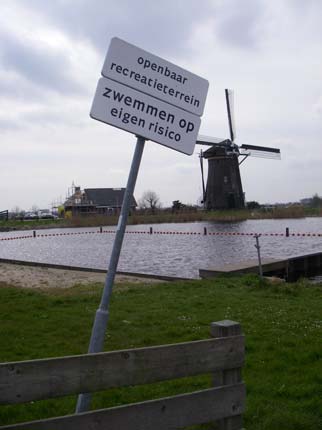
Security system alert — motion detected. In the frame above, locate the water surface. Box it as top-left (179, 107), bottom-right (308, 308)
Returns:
top-left (1, 218), bottom-right (322, 279)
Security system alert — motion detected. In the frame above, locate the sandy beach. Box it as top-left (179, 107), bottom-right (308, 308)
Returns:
top-left (0, 262), bottom-right (162, 289)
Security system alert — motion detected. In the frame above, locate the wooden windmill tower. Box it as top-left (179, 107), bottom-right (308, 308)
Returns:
top-left (197, 89), bottom-right (281, 210)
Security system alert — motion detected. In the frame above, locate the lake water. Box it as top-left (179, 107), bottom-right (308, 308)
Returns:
top-left (0, 218), bottom-right (322, 279)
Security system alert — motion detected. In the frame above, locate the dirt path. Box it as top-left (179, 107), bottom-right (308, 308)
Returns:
top-left (0, 263), bottom-right (162, 289)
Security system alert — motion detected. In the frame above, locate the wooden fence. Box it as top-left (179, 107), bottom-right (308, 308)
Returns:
top-left (0, 320), bottom-right (245, 430)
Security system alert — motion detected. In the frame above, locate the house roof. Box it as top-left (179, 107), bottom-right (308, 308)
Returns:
top-left (84, 188), bottom-right (137, 207)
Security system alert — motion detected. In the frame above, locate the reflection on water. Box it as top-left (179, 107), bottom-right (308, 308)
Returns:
top-left (0, 218), bottom-right (322, 279)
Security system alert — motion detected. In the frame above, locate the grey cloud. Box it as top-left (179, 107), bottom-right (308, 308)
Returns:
top-left (0, 118), bottom-right (24, 132)
top-left (0, 103), bottom-right (90, 133)
top-left (22, 0), bottom-right (213, 57)
top-left (0, 74), bottom-right (48, 102)
top-left (288, 158), bottom-right (322, 185)
top-left (287, 0), bottom-right (321, 14)
top-left (314, 97), bottom-right (322, 117)
top-left (212, 0), bottom-right (264, 49)
top-left (0, 31), bottom-right (86, 96)
top-left (23, 109), bottom-right (90, 129)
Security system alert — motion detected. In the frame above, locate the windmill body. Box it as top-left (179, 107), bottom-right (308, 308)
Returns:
top-left (197, 90), bottom-right (280, 210)
top-left (203, 145), bottom-right (244, 209)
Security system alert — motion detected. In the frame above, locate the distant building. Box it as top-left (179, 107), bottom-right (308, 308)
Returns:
top-left (64, 186), bottom-right (137, 216)
top-left (300, 198), bottom-right (313, 206)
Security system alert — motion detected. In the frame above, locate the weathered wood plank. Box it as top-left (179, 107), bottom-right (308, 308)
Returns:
top-left (211, 321), bottom-right (243, 430)
top-left (0, 384), bottom-right (246, 430)
top-left (0, 336), bottom-right (244, 405)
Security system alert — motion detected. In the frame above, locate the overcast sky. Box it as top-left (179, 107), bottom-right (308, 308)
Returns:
top-left (1, 0), bottom-right (322, 211)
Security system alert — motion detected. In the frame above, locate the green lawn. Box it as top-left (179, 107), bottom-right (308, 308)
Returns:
top-left (0, 276), bottom-right (321, 429)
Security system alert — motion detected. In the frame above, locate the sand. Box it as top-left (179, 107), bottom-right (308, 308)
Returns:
top-left (0, 262), bottom-right (162, 289)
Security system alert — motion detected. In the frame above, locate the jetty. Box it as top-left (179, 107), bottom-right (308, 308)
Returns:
top-left (199, 251), bottom-right (322, 282)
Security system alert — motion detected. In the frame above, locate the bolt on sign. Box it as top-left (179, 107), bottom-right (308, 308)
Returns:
top-left (90, 37), bottom-right (209, 155)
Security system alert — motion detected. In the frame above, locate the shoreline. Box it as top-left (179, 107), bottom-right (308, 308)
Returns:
top-left (1, 214), bottom-right (322, 234)
top-left (0, 261), bottom-right (175, 290)
top-left (1, 209), bottom-right (322, 232)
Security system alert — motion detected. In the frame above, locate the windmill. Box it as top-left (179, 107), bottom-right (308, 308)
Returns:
top-left (197, 89), bottom-right (281, 210)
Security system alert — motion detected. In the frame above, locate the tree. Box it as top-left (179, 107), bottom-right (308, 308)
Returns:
top-left (139, 190), bottom-right (160, 214)
top-left (172, 200), bottom-right (185, 213)
top-left (247, 201), bottom-right (260, 210)
top-left (311, 193), bottom-right (322, 208)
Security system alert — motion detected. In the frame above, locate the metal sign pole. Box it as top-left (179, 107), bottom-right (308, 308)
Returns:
top-left (76, 135), bottom-right (145, 413)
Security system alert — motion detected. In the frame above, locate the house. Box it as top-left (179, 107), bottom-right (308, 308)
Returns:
top-left (64, 186), bottom-right (137, 216)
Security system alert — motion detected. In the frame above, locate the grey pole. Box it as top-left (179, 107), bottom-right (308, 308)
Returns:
top-left (254, 234), bottom-right (263, 278)
top-left (76, 136), bottom-right (145, 413)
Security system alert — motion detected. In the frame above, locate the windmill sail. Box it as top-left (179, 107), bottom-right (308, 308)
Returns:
top-left (197, 135), bottom-right (228, 146)
top-left (225, 89), bottom-right (236, 142)
top-left (199, 150), bottom-right (206, 204)
top-left (240, 144), bottom-right (281, 159)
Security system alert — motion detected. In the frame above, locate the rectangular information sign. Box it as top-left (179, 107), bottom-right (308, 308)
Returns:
top-left (102, 37), bottom-right (209, 117)
top-left (90, 77), bottom-right (201, 155)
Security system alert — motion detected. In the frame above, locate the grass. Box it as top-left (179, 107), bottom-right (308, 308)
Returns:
top-left (0, 276), bottom-right (321, 428)
top-left (0, 218), bottom-right (63, 230)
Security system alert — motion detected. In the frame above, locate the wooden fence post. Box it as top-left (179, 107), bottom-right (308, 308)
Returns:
top-left (211, 320), bottom-right (244, 430)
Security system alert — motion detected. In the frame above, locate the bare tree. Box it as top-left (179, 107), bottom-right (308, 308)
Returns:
top-left (139, 190), bottom-right (161, 214)
top-left (11, 206), bottom-right (21, 214)
top-left (11, 206), bottom-right (23, 219)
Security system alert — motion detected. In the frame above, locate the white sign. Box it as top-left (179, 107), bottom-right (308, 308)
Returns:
top-left (90, 77), bottom-right (201, 155)
top-left (102, 37), bottom-right (209, 117)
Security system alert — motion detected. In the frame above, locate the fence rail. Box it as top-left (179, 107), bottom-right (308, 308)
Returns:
top-left (0, 321), bottom-right (245, 430)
